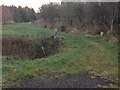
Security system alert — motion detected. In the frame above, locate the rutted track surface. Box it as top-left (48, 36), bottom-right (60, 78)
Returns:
top-left (13, 73), bottom-right (115, 88)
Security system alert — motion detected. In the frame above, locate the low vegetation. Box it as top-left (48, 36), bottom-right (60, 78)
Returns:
top-left (2, 23), bottom-right (118, 88)
top-left (2, 36), bottom-right (63, 59)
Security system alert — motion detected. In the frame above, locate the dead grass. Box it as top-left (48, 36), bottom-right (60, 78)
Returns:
top-left (2, 36), bottom-right (63, 59)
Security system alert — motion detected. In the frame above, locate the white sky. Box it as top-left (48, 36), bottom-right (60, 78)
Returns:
top-left (0, 0), bottom-right (61, 12)
top-left (0, 0), bottom-right (119, 12)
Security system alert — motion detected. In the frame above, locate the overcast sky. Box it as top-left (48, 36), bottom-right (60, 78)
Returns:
top-left (0, 0), bottom-right (119, 12)
top-left (0, 0), bottom-right (61, 12)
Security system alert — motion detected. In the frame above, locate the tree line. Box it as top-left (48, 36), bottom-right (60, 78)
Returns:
top-left (1, 2), bottom-right (119, 36)
top-left (1, 5), bottom-right (36, 24)
top-left (38, 2), bottom-right (119, 35)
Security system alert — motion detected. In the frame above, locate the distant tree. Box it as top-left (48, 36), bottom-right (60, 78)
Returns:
top-left (1, 5), bottom-right (36, 23)
top-left (39, 3), bottom-right (59, 24)
top-left (22, 7), bottom-right (36, 22)
top-left (2, 5), bottom-right (11, 24)
top-left (59, 2), bottom-right (76, 26)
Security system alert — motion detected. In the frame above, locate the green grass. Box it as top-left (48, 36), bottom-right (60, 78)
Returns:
top-left (2, 23), bottom-right (118, 88)
top-left (2, 23), bottom-right (54, 38)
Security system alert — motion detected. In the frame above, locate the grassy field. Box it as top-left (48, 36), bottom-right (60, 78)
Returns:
top-left (2, 23), bottom-right (118, 88)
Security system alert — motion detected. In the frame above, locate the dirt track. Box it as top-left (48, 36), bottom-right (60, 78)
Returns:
top-left (13, 73), bottom-right (116, 88)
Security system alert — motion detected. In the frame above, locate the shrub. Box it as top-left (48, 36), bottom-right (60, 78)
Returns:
top-left (44, 25), bottom-right (47, 28)
top-left (59, 25), bottom-right (66, 32)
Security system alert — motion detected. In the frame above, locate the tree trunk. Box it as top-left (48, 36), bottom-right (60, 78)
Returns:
top-left (110, 4), bottom-right (117, 34)
top-left (110, 23), bottom-right (113, 33)
top-left (110, 14), bottom-right (115, 34)
top-left (59, 17), bottom-right (61, 26)
top-left (70, 19), bottom-right (73, 26)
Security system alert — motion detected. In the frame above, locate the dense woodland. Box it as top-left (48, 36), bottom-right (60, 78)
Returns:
top-left (1, 2), bottom-right (120, 36)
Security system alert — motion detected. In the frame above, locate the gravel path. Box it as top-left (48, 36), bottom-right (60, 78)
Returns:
top-left (13, 73), bottom-right (116, 88)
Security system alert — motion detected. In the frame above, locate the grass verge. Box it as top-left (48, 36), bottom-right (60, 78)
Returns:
top-left (2, 23), bottom-right (118, 88)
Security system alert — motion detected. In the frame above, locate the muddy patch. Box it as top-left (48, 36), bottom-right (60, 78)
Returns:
top-left (13, 73), bottom-right (116, 88)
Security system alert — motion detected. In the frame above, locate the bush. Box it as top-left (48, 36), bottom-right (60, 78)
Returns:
top-left (59, 25), bottom-right (66, 32)
top-left (44, 25), bottom-right (47, 28)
